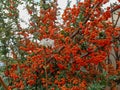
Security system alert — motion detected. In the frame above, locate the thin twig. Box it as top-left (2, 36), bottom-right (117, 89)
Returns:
top-left (44, 48), bottom-right (48, 90)
top-left (113, 14), bottom-right (120, 28)
top-left (110, 4), bottom-right (115, 25)
top-left (111, 5), bottom-right (120, 13)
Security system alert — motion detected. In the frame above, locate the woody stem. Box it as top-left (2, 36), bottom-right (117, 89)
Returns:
top-left (0, 76), bottom-right (8, 90)
top-left (45, 59), bottom-right (48, 90)
top-left (44, 48), bottom-right (48, 90)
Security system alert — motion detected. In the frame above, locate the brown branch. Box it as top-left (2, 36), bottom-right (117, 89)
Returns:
top-left (0, 76), bottom-right (8, 90)
top-left (70, 2), bottom-right (101, 39)
top-left (110, 4), bottom-right (120, 27)
top-left (113, 14), bottom-right (120, 28)
top-left (111, 4), bottom-right (120, 13)
top-left (70, 28), bottom-right (80, 38)
top-left (110, 4), bottom-right (115, 25)
top-left (46, 46), bottom-right (64, 63)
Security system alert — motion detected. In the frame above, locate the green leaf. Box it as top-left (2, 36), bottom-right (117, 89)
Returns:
top-left (99, 31), bottom-right (106, 39)
top-left (88, 82), bottom-right (105, 90)
top-left (80, 66), bottom-right (88, 73)
top-left (81, 42), bottom-right (88, 50)
top-left (60, 30), bottom-right (69, 37)
top-left (108, 75), bottom-right (118, 81)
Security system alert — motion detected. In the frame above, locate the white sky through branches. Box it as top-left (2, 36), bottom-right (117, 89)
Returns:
top-left (19, 0), bottom-right (119, 28)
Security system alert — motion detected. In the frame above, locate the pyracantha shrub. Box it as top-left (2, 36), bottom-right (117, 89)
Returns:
top-left (2, 0), bottom-right (120, 90)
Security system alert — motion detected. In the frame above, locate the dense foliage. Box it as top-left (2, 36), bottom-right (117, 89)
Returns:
top-left (0, 0), bottom-right (120, 90)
